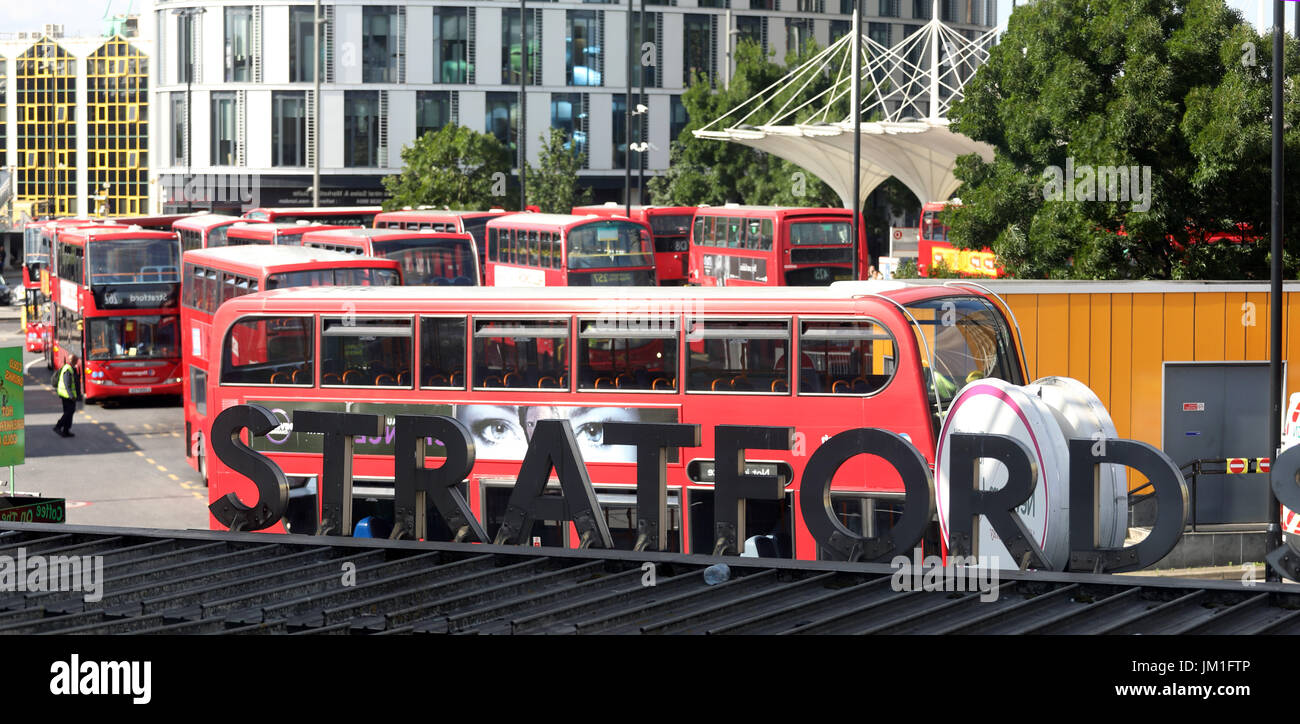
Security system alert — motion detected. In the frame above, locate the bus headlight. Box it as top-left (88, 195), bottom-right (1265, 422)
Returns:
top-left (165, 377), bottom-right (181, 384)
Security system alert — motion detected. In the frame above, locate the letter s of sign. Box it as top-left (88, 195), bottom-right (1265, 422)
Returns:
top-left (208, 404), bottom-right (290, 532)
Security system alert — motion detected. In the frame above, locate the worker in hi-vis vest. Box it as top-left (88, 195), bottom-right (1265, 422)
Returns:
top-left (54, 353), bottom-right (82, 438)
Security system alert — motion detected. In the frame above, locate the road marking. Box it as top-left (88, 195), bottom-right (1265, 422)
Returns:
top-left (143, 423), bottom-right (153, 430)
top-left (134, 450), bottom-right (144, 457)
top-left (156, 465), bottom-right (168, 473)
top-left (168, 473), bottom-right (179, 481)
top-left (191, 491), bottom-right (204, 499)
top-left (181, 481), bottom-right (199, 489)
top-left (145, 458), bottom-right (156, 464)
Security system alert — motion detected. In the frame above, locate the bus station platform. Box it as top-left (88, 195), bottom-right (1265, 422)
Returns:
top-left (3, 521), bottom-right (1300, 635)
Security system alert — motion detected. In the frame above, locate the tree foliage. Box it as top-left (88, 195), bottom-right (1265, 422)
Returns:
top-left (947, 0), bottom-right (1300, 279)
top-left (525, 128), bottom-right (593, 214)
top-left (382, 124), bottom-right (516, 211)
top-left (649, 40), bottom-right (844, 209)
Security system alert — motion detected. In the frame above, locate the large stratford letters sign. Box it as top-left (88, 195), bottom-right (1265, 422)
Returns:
top-left (209, 403), bottom-right (1296, 579)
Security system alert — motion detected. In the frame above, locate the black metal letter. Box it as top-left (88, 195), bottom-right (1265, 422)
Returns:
top-left (493, 419), bottom-right (613, 549)
top-left (208, 404), bottom-right (289, 532)
top-left (947, 432), bottom-right (1047, 569)
top-left (712, 425), bottom-right (794, 556)
top-left (800, 428), bottom-right (933, 562)
top-left (392, 415), bottom-right (487, 543)
top-left (292, 410), bottom-right (382, 536)
top-left (1067, 438), bottom-right (1187, 573)
top-left (603, 422), bottom-right (701, 552)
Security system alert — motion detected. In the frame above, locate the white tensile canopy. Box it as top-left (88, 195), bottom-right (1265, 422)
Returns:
top-left (693, 6), bottom-right (1002, 208)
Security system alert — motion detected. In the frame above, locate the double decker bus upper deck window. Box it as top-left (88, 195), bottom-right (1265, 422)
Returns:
top-left (578, 317), bottom-right (678, 392)
top-left (798, 320), bottom-right (897, 395)
top-left (322, 317), bottom-right (413, 388)
top-left (87, 315), bottom-right (179, 361)
top-left (221, 315), bottom-right (314, 385)
top-left (567, 221), bottom-right (653, 269)
top-left (420, 317), bottom-right (467, 389)
top-left (266, 267), bottom-right (401, 288)
top-left (686, 319), bottom-right (791, 394)
top-left (788, 221), bottom-right (851, 246)
top-left (905, 296), bottom-right (1022, 407)
top-left (208, 226), bottom-right (232, 247)
top-left (473, 319), bottom-right (570, 390)
top-left (89, 237), bottom-right (181, 284)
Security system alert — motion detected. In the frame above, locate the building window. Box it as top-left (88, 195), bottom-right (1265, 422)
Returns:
top-left (749, 0), bottom-right (775, 8)
top-left (273, 92), bottom-right (306, 167)
top-left (880, 0), bottom-right (901, 17)
top-left (502, 9), bottom-right (538, 85)
top-left (433, 7), bottom-right (469, 84)
top-left (787, 18), bottom-right (814, 54)
top-left (612, 93), bottom-right (626, 170)
top-left (363, 6), bottom-right (399, 83)
top-left (290, 5), bottom-right (317, 83)
top-left (417, 91), bottom-right (452, 138)
top-left (172, 92), bottom-right (187, 166)
top-left (211, 92), bottom-right (238, 165)
top-left (868, 22), bottom-right (890, 46)
top-left (567, 10), bottom-right (601, 86)
top-left (551, 93), bottom-right (587, 167)
top-left (669, 95), bottom-right (687, 142)
top-left (986, 0), bottom-right (997, 26)
top-left (630, 12), bottom-right (658, 88)
top-left (797, 0), bottom-right (825, 11)
top-left (683, 15), bottom-right (713, 85)
top-left (344, 91), bottom-right (380, 167)
top-left (177, 12), bottom-right (195, 83)
top-left (913, 0), bottom-right (931, 19)
top-left (698, 0), bottom-right (729, 7)
top-left (485, 92), bottom-right (517, 154)
top-left (829, 19), bottom-right (850, 39)
top-left (736, 16), bottom-right (764, 55)
top-left (224, 7), bottom-right (252, 82)
top-left (941, 0), bottom-right (957, 21)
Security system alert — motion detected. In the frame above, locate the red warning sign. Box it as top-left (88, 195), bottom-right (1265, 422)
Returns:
top-left (1182, 402), bottom-right (1205, 412)
top-left (1257, 458), bottom-right (1271, 473)
top-left (1227, 458), bottom-right (1248, 474)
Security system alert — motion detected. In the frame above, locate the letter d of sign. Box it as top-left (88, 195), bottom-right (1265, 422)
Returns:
top-left (392, 415), bottom-right (488, 543)
top-left (947, 433), bottom-right (1048, 569)
top-left (493, 419), bottom-right (614, 550)
top-left (1266, 445), bottom-right (1300, 581)
top-left (1067, 438), bottom-right (1187, 573)
top-left (712, 425), bottom-right (794, 556)
top-left (799, 428), bottom-right (933, 562)
top-left (208, 404), bottom-right (290, 532)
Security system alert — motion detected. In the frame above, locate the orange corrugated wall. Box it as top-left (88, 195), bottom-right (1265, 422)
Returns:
top-left (1001, 291), bottom-right (1298, 489)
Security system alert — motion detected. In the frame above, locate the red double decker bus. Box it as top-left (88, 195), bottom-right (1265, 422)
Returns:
top-left (50, 226), bottom-right (183, 400)
top-left (243, 206), bottom-right (380, 227)
top-left (373, 209), bottom-right (512, 282)
top-left (173, 214), bottom-right (246, 252)
top-left (28, 219), bottom-right (125, 356)
top-left (485, 213), bottom-right (657, 287)
top-left (225, 222), bottom-right (352, 246)
top-left (181, 246), bottom-right (403, 483)
top-left (205, 282), bottom-right (1028, 549)
top-left (300, 228), bottom-right (479, 286)
top-left (571, 204), bottom-right (696, 285)
top-left (689, 205), bottom-right (868, 287)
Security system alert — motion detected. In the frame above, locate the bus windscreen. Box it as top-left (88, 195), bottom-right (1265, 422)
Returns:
top-left (87, 315), bottom-right (180, 360)
top-left (567, 221), bottom-right (653, 269)
top-left (89, 238), bottom-right (181, 284)
top-left (373, 239), bottom-right (477, 286)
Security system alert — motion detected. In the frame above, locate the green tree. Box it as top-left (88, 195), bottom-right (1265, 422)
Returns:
top-left (526, 128), bottom-right (593, 214)
top-left (947, 0), bottom-right (1300, 279)
top-left (382, 124), bottom-right (515, 211)
top-left (649, 39), bottom-right (844, 209)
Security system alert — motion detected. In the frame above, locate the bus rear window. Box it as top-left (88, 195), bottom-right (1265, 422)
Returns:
top-left (789, 221), bottom-right (850, 246)
top-left (578, 318), bottom-right (677, 391)
top-left (686, 319), bottom-right (790, 394)
top-left (474, 319), bottom-right (569, 389)
top-left (221, 316), bottom-right (313, 385)
top-left (321, 317), bottom-right (413, 387)
top-left (798, 320), bottom-right (897, 395)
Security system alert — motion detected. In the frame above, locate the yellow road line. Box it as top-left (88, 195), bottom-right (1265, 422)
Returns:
top-left (156, 465), bottom-right (167, 473)
top-left (133, 450), bottom-right (144, 457)
top-left (145, 458), bottom-right (156, 464)
top-left (168, 473), bottom-right (179, 481)
top-left (191, 491), bottom-right (204, 499)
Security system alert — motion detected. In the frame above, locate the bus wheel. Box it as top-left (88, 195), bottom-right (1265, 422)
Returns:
top-left (197, 441), bottom-right (208, 488)
top-left (44, 348), bottom-right (53, 371)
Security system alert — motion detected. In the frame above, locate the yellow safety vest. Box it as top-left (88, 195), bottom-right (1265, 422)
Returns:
top-left (57, 363), bottom-right (74, 399)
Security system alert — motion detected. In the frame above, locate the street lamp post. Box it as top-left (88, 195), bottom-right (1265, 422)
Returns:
top-left (520, 0), bottom-right (527, 212)
top-left (1268, 0), bottom-right (1285, 581)
top-left (625, 0), bottom-right (633, 216)
top-left (850, 0), bottom-right (862, 279)
top-left (637, 0), bottom-right (645, 206)
top-left (313, 0), bottom-right (322, 207)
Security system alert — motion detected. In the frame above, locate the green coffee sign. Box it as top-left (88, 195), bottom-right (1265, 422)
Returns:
top-left (0, 347), bottom-right (24, 467)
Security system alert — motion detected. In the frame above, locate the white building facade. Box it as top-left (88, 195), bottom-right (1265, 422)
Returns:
top-left (149, 0), bottom-right (996, 212)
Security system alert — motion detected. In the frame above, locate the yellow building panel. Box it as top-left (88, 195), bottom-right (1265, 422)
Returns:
top-left (1068, 294), bottom-right (1090, 381)
top-left (1088, 294), bottom-right (1111, 409)
top-left (1003, 294), bottom-right (1037, 380)
top-left (1036, 294), bottom-right (1070, 379)
top-left (1129, 294), bottom-right (1164, 456)
top-left (1193, 293), bottom-right (1226, 361)
top-left (1288, 293), bottom-right (1299, 401)
top-left (1163, 293), bottom-right (1195, 362)
top-left (1109, 294), bottom-right (1133, 441)
top-left (1245, 292), bottom-right (1270, 360)
top-left (1224, 292), bottom-right (1247, 361)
